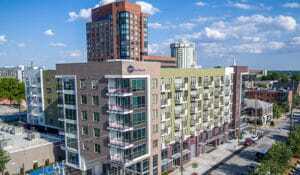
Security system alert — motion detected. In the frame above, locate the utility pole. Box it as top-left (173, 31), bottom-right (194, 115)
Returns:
top-left (254, 92), bottom-right (257, 135)
top-left (290, 80), bottom-right (295, 133)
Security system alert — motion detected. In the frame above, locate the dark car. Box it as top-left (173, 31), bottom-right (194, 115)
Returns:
top-left (244, 138), bottom-right (254, 146)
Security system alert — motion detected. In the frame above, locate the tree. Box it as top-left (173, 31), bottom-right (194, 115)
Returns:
top-left (273, 104), bottom-right (284, 119)
top-left (293, 95), bottom-right (300, 108)
top-left (291, 73), bottom-right (300, 82)
top-left (0, 78), bottom-right (25, 106)
top-left (0, 149), bottom-right (10, 175)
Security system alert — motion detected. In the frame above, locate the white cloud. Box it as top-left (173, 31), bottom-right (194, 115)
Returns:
top-left (276, 15), bottom-right (297, 31)
top-left (0, 35), bottom-right (7, 44)
top-left (67, 50), bottom-right (81, 57)
top-left (268, 41), bottom-right (286, 50)
top-left (50, 42), bottom-right (67, 47)
top-left (136, 1), bottom-right (159, 15)
top-left (204, 27), bottom-right (226, 40)
top-left (237, 15), bottom-right (297, 31)
top-left (242, 36), bottom-right (261, 42)
top-left (283, 2), bottom-right (300, 8)
top-left (44, 29), bottom-right (55, 36)
top-left (149, 22), bottom-right (163, 29)
top-left (17, 43), bottom-right (26, 48)
top-left (68, 8), bottom-right (91, 22)
top-left (100, 0), bottom-right (117, 5)
top-left (291, 37), bottom-right (300, 45)
top-left (180, 22), bottom-right (196, 30)
top-left (195, 1), bottom-right (206, 7)
top-left (232, 3), bottom-right (253, 10)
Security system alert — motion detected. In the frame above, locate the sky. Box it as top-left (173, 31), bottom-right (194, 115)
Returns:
top-left (0, 0), bottom-right (300, 70)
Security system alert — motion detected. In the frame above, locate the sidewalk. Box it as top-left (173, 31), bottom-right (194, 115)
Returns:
top-left (171, 140), bottom-right (242, 175)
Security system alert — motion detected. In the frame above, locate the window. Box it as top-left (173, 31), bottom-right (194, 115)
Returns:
top-left (94, 128), bottom-right (100, 137)
top-left (92, 96), bottom-right (99, 105)
top-left (65, 94), bottom-right (76, 105)
top-left (133, 112), bottom-right (146, 125)
top-left (82, 126), bottom-right (88, 135)
top-left (153, 140), bottom-right (158, 148)
top-left (133, 128), bottom-right (146, 141)
top-left (66, 123), bottom-right (77, 135)
top-left (80, 79), bottom-right (86, 89)
top-left (66, 137), bottom-right (77, 149)
top-left (93, 112), bottom-right (100, 122)
top-left (91, 80), bottom-right (98, 89)
top-left (94, 144), bottom-right (101, 153)
top-left (132, 96), bottom-right (145, 108)
top-left (64, 79), bottom-right (75, 90)
top-left (66, 109), bottom-right (76, 120)
top-left (81, 95), bottom-right (87, 105)
top-left (81, 111), bottom-right (88, 121)
top-left (131, 79), bottom-right (145, 91)
top-left (151, 78), bottom-right (158, 89)
top-left (153, 155), bottom-right (158, 167)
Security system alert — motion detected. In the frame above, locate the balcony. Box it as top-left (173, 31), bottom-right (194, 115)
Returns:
top-left (107, 105), bottom-right (133, 115)
top-left (107, 87), bottom-right (133, 97)
top-left (175, 97), bottom-right (187, 105)
top-left (109, 139), bottom-right (134, 149)
top-left (161, 84), bottom-right (171, 93)
top-left (161, 111), bottom-right (171, 122)
top-left (175, 83), bottom-right (188, 91)
top-left (161, 99), bottom-right (171, 108)
top-left (108, 121), bottom-right (134, 132)
top-left (191, 82), bottom-right (200, 90)
top-left (190, 105), bottom-right (200, 114)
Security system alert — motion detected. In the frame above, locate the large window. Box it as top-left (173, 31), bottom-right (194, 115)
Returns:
top-left (94, 128), bottom-right (100, 137)
top-left (81, 111), bottom-right (88, 121)
top-left (67, 151), bottom-right (79, 165)
top-left (66, 137), bottom-right (78, 149)
top-left (131, 79), bottom-right (145, 91)
top-left (133, 128), bottom-right (146, 141)
top-left (64, 94), bottom-right (76, 105)
top-left (66, 123), bottom-right (77, 135)
top-left (64, 79), bottom-right (75, 90)
top-left (65, 109), bottom-right (76, 120)
top-left (132, 96), bottom-right (145, 108)
top-left (92, 96), bottom-right (99, 105)
top-left (132, 112), bottom-right (146, 125)
top-left (94, 144), bottom-right (101, 153)
top-left (81, 95), bottom-right (87, 105)
top-left (94, 112), bottom-right (100, 122)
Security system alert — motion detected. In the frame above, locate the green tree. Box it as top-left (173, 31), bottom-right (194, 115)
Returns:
top-left (273, 104), bottom-right (284, 119)
top-left (293, 95), bottom-right (300, 108)
top-left (291, 73), bottom-right (300, 82)
top-left (0, 149), bottom-right (10, 175)
top-left (0, 78), bottom-right (25, 107)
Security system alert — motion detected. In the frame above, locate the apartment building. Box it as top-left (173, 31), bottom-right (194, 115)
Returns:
top-left (25, 66), bottom-right (62, 130)
top-left (54, 60), bottom-right (235, 175)
top-left (0, 65), bottom-right (24, 82)
top-left (170, 40), bottom-right (197, 68)
top-left (159, 67), bottom-right (233, 172)
top-left (87, 0), bottom-right (148, 62)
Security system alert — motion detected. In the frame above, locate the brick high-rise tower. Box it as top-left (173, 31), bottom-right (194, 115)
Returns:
top-left (87, 0), bottom-right (148, 62)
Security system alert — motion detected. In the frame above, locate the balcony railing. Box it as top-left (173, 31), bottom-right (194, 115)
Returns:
top-left (107, 87), bottom-right (132, 96)
top-left (175, 83), bottom-right (188, 91)
top-left (175, 97), bottom-right (187, 105)
top-left (108, 121), bottom-right (134, 132)
top-left (107, 105), bottom-right (133, 114)
top-left (161, 99), bottom-right (171, 108)
top-left (109, 138), bottom-right (134, 149)
top-left (161, 84), bottom-right (171, 93)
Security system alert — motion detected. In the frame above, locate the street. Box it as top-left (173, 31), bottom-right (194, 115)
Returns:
top-left (173, 113), bottom-right (298, 175)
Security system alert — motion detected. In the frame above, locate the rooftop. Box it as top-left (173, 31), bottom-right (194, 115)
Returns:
top-left (0, 123), bottom-right (63, 153)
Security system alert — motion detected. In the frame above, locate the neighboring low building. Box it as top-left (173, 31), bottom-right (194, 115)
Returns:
top-left (0, 65), bottom-right (25, 82)
top-left (143, 55), bottom-right (176, 68)
top-left (245, 89), bottom-right (293, 105)
top-left (0, 123), bottom-right (64, 175)
top-left (55, 60), bottom-right (235, 175)
top-left (243, 99), bottom-right (273, 125)
top-left (24, 66), bottom-right (62, 131)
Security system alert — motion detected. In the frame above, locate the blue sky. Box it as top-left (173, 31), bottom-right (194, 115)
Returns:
top-left (0, 0), bottom-right (300, 70)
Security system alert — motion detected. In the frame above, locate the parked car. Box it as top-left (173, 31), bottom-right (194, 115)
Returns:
top-left (251, 135), bottom-right (259, 141)
top-left (244, 138), bottom-right (254, 146)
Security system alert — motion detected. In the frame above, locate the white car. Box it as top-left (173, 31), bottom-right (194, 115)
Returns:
top-left (251, 135), bottom-right (259, 141)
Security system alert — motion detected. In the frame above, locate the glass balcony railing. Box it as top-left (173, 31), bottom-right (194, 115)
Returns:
top-left (107, 104), bottom-right (133, 114)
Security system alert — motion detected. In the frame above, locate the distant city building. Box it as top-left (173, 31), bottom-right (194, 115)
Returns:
top-left (0, 123), bottom-right (64, 175)
top-left (0, 65), bottom-right (25, 81)
top-left (24, 66), bottom-right (62, 130)
top-left (170, 40), bottom-right (197, 68)
top-left (243, 99), bottom-right (273, 126)
top-left (87, 0), bottom-right (148, 62)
